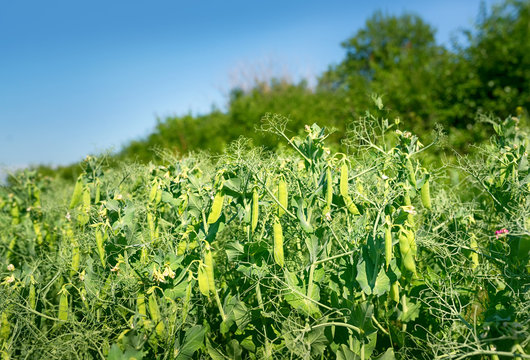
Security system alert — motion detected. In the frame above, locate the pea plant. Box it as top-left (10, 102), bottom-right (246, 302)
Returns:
top-left (0, 109), bottom-right (528, 359)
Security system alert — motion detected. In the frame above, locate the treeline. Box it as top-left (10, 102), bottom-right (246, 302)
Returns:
top-left (37, 0), bottom-right (530, 179)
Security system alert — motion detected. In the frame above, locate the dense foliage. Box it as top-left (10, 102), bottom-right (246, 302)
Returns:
top-left (1, 107), bottom-right (528, 359)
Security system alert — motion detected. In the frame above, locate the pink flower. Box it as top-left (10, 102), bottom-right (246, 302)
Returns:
top-left (495, 228), bottom-right (509, 239)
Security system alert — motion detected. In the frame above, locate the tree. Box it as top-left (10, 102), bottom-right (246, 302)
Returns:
top-left (319, 12), bottom-right (453, 130)
top-left (464, 0), bottom-right (530, 117)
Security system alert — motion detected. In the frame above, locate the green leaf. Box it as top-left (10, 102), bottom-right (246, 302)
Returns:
top-left (175, 325), bottom-right (205, 360)
top-left (397, 296), bottom-right (420, 323)
top-left (206, 338), bottom-right (226, 360)
top-left (226, 340), bottom-right (242, 360)
top-left (375, 348), bottom-right (396, 360)
top-left (356, 257), bottom-right (390, 296)
top-left (336, 344), bottom-right (356, 360)
top-left (107, 344), bottom-right (143, 360)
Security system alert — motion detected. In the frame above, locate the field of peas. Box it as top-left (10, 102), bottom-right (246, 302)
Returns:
top-left (0, 111), bottom-right (529, 359)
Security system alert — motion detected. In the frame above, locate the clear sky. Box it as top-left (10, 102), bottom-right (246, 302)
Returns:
top-left (0, 0), bottom-right (497, 173)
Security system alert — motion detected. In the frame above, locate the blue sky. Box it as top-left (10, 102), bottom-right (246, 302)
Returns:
top-left (0, 0), bottom-right (497, 172)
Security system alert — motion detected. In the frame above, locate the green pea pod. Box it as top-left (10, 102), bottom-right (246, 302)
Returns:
top-left (406, 157), bottom-right (417, 188)
top-left (198, 262), bottom-right (210, 296)
top-left (339, 164), bottom-right (349, 197)
top-left (251, 188), bottom-right (259, 233)
top-left (137, 293), bottom-right (146, 317)
top-left (340, 164), bottom-right (360, 215)
top-left (182, 272), bottom-right (193, 323)
top-left (148, 293), bottom-right (164, 337)
top-left (204, 244), bottom-right (216, 295)
top-left (278, 179), bottom-right (288, 217)
top-left (6, 237), bottom-right (16, 262)
top-left (470, 235), bottom-right (479, 269)
top-left (58, 288), bottom-right (69, 322)
top-left (94, 179), bottom-right (101, 204)
top-left (82, 185), bottom-right (91, 209)
top-left (385, 216), bottom-right (393, 270)
top-left (420, 176), bottom-right (432, 210)
top-left (273, 221), bottom-right (285, 267)
top-left (147, 212), bottom-right (158, 241)
top-left (34, 222), bottom-right (43, 245)
top-left (71, 244), bottom-right (80, 277)
top-left (399, 228), bottom-right (416, 275)
top-left (403, 187), bottom-right (415, 227)
top-left (69, 175), bottom-right (84, 209)
top-left (324, 167), bottom-right (333, 214)
top-left (29, 278), bottom-right (36, 310)
top-left (207, 191), bottom-right (224, 224)
top-left (149, 180), bottom-right (158, 203)
top-left (0, 312), bottom-right (10, 340)
top-left (95, 229), bottom-right (106, 267)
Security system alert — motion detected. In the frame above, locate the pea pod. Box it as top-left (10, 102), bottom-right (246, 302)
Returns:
top-left (71, 243), bottom-right (80, 277)
top-left (58, 288), bottom-right (69, 322)
top-left (137, 293), bottom-right (147, 318)
top-left (251, 188), bottom-right (259, 233)
top-left (0, 312), bottom-right (10, 341)
top-left (420, 174), bottom-right (432, 210)
top-left (273, 220), bottom-right (284, 267)
top-left (182, 272), bottom-right (193, 323)
top-left (10, 202), bottom-right (20, 225)
top-left (470, 235), bottom-right (479, 269)
top-left (399, 227), bottom-right (416, 275)
top-left (69, 175), bottom-right (84, 209)
top-left (77, 186), bottom-right (91, 225)
top-left (207, 191), bottom-right (224, 224)
top-left (94, 178), bottom-right (101, 204)
top-left (385, 216), bottom-right (393, 270)
top-left (406, 157), bottom-right (417, 188)
top-left (278, 178), bottom-right (288, 217)
top-left (148, 293), bottom-right (164, 337)
top-left (29, 277), bottom-right (36, 310)
top-left (32, 221), bottom-right (43, 245)
top-left (204, 244), bottom-right (216, 295)
top-left (403, 187), bottom-right (415, 227)
top-left (198, 261), bottom-right (210, 296)
top-left (6, 237), bottom-right (16, 262)
top-left (149, 180), bottom-right (159, 203)
top-left (95, 229), bottom-right (106, 267)
top-left (323, 167), bottom-right (333, 214)
top-left (147, 212), bottom-right (158, 241)
top-left (340, 163), bottom-right (360, 215)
